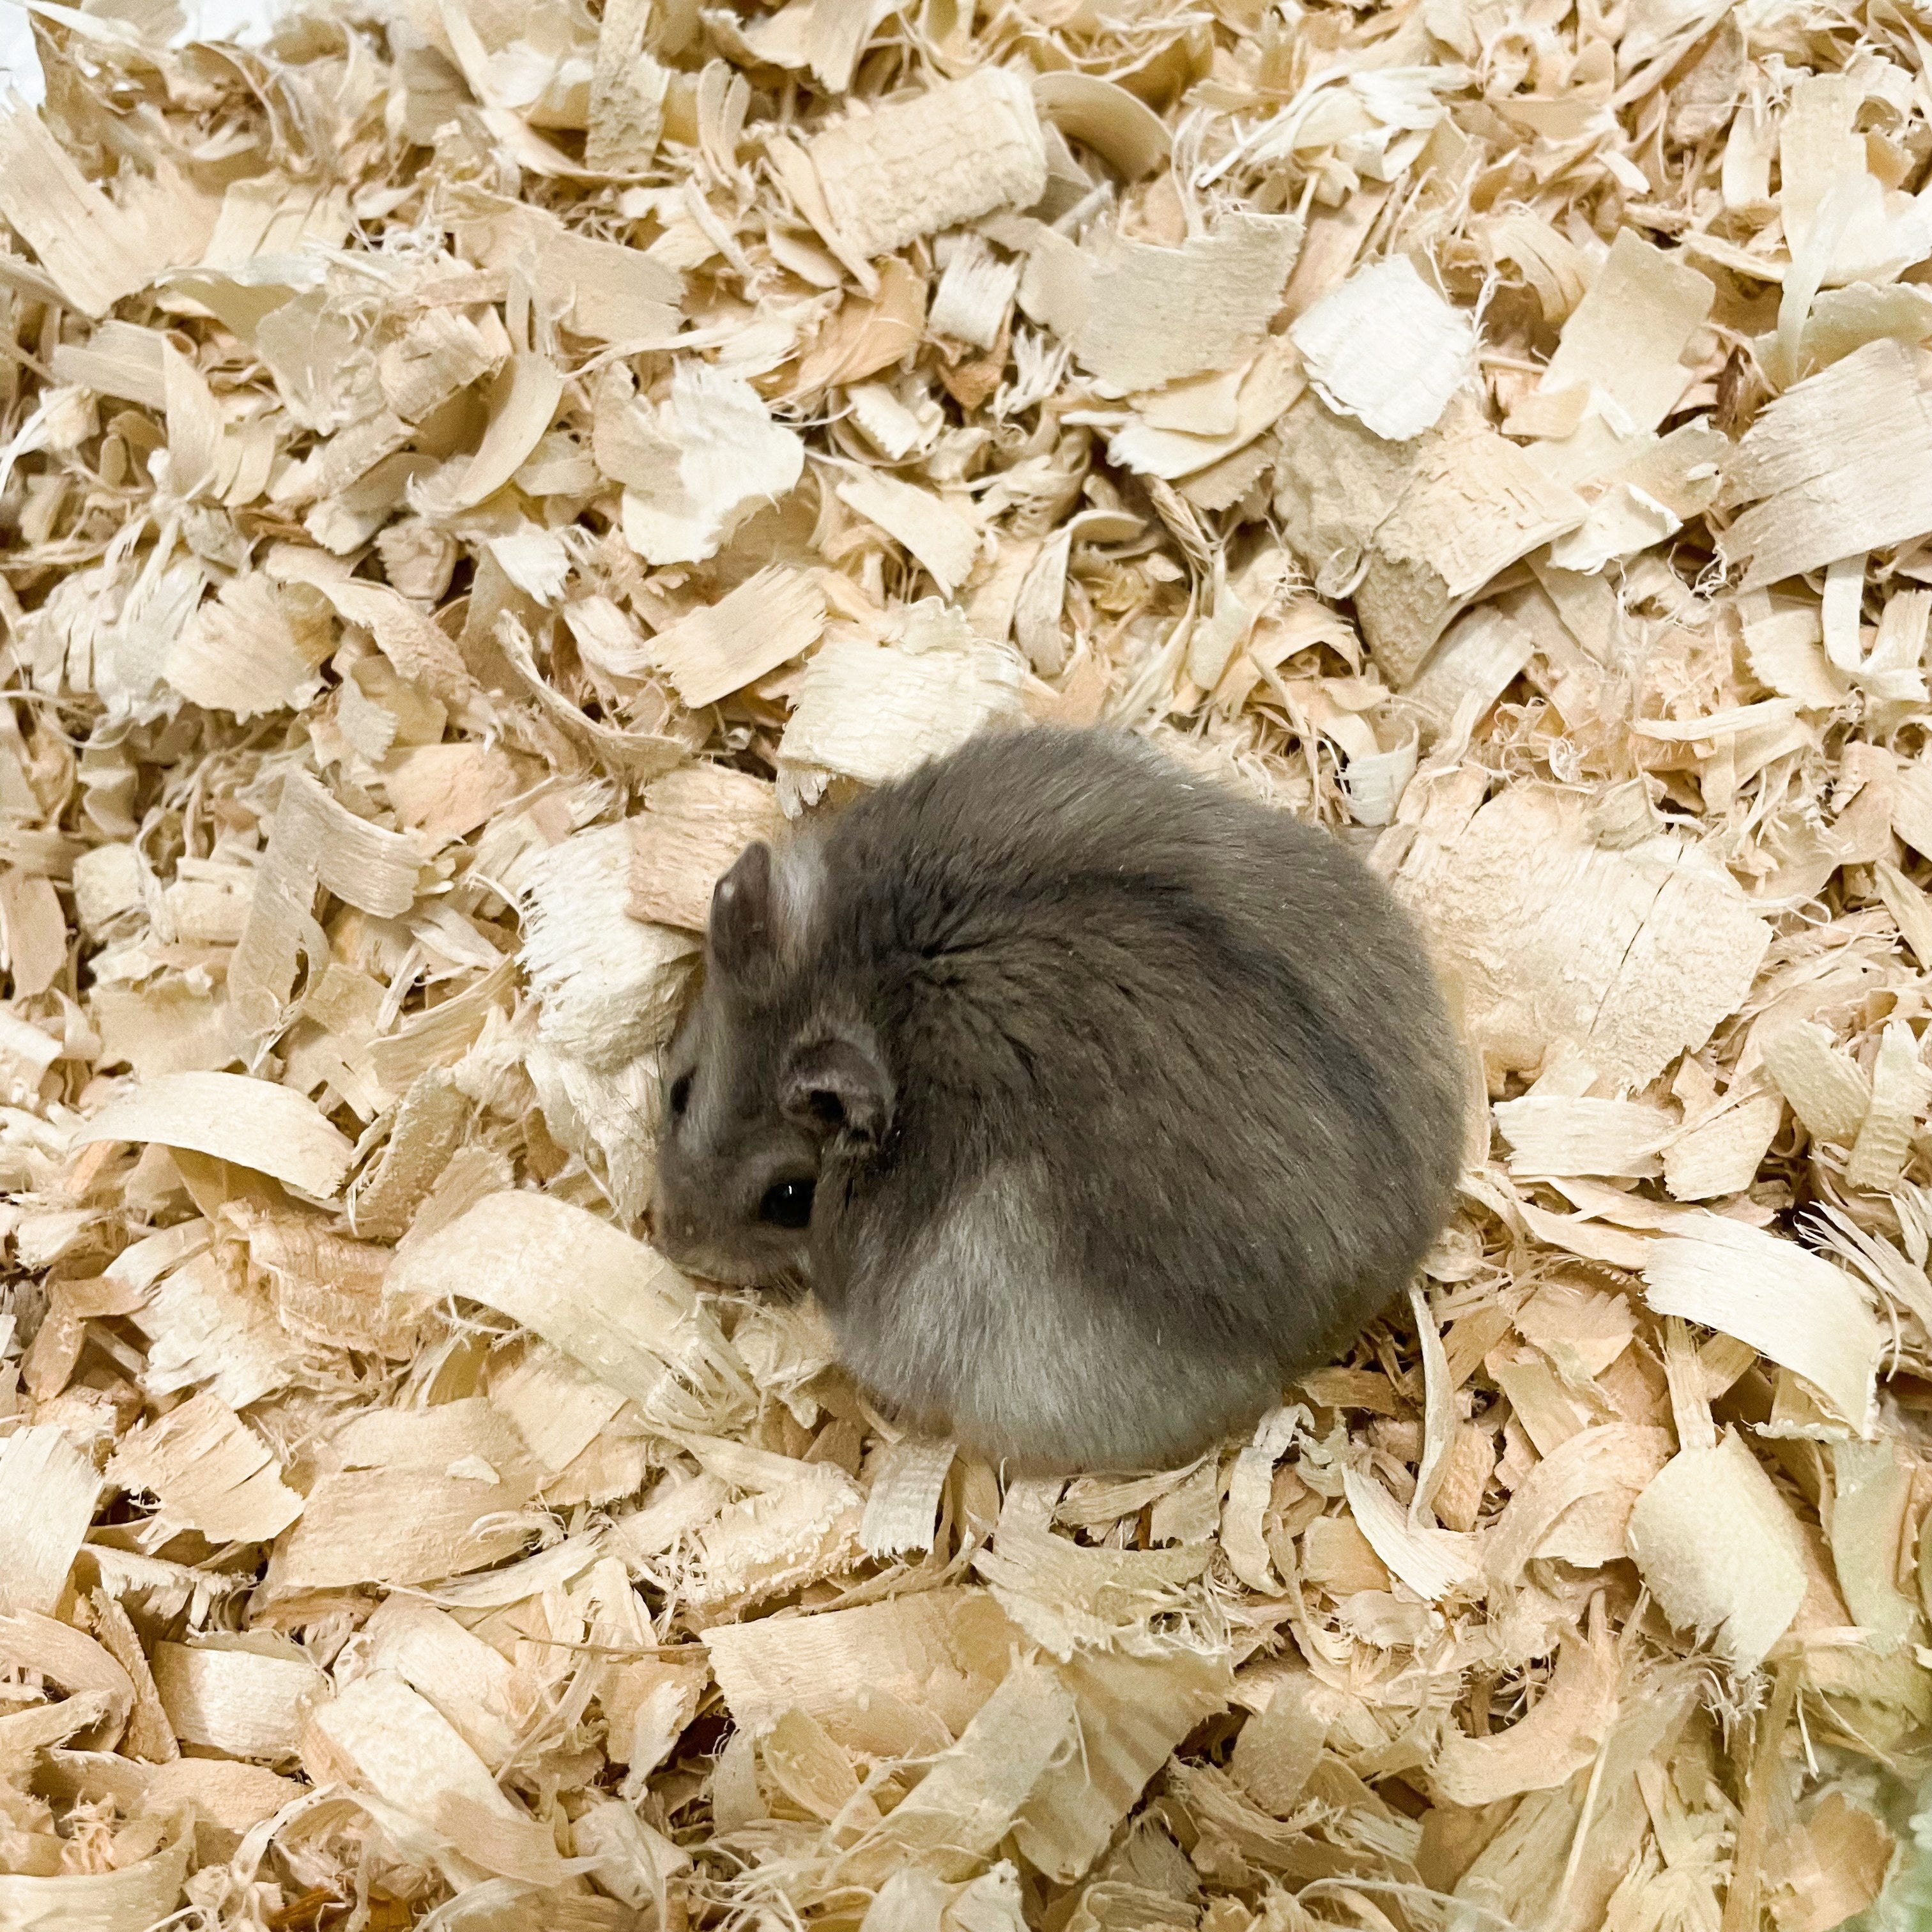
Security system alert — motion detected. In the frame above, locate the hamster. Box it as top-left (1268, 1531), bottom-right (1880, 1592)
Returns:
top-left (650, 726), bottom-right (1463, 1472)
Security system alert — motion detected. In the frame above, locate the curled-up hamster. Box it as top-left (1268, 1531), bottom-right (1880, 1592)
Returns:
top-left (650, 726), bottom-right (1463, 1472)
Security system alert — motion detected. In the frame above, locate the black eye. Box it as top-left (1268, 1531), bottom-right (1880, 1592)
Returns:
top-left (758, 1179), bottom-right (815, 1229)
top-left (668, 1073), bottom-right (691, 1119)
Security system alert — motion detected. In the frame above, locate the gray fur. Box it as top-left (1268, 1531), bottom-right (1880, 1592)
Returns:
top-left (650, 726), bottom-right (1464, 1471)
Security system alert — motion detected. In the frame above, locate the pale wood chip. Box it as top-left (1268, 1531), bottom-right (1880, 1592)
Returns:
top-left (806, 68), bottom-right (1048, 263)
top-left (644, 565), bottom-right (827, 709)
top-left (0, 1426), bottom-right (101, 1614)
top-left (388, 1190), bottom-right (753, 1434)
top-left (73, 1071), bottom-right (356, 1199)
top-left (1642, 1216), bottom-right (1883, 1438)
top-left (1627, 1432), bottom-right (1808, 1671)
top-left (107, 1388), bottom-right (303, 1543)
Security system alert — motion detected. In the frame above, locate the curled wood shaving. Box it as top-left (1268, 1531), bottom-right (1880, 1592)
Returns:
top-left (3, 0), bottom-right (1930, 1920)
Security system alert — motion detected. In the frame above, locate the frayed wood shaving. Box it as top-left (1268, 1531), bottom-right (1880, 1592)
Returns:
top-left (1011, 1643), bottom-right (1232, 1883)
top-left (1073, 215), bottom-right (1303, 397)
top-left (630, 764), bottom-right (784, 930)
top-left (1290, 255), bottom-right (1474, 441)
top-left (835, 468), bottom-right (983, 595)
top-left (0, 1422), bottom-right (100, 1614)
top-left (0, 1693), bottom-right (117, 1772)
top-left (314, 578), bottom-right (473, 705)
top-left (229, 1202), bottom-right (417, 1357)
top-left (1642, 1216), bottom-right (1883, 1437)
top-left (1399, 785), bottom-right (1773, 1087)
top-left (1626, 1431), bottom-right (1807, 1671)
top-left (271, 1399), bottom-right (541, 1591)
top-left (1340, 1462), bottom-right (1477, 1600)
top-left (617, 360), bottom-right (806, 564)
top-left (610, 1468), bottom-right (718, 1561)
top-left (388, 1190), bottom-right (752, 1434)
top-left (1494, 1095), bottom-right (1679, 1179)
top-left (152, 1638), bottom-right (328, 1760)
top-left (496, 612), bottom-right (691, 784)
top-left (689, 1465), bottom-right (867, 1611)
top-left (1721, 339), bottom-right (1932, 588)
top-left (106, 1388), bottom-right (302, 1542)
top-left (1809, 1202), bottom-right (1932, 1340)
top-left (929, 234), bottom-right (1019, 353)
top-left (521, 820), bottom-right (701, 1069)
top-left (1432, 1618), bottom-right (1617, 1806)
top-left (861, 1438), bottom-right (958, 1558)
top-left (1844, 1018), bottom-right (1931, 1192)
top-left (777, 608), bottom-right (1025, 812)
top-left (806, 69), bottom-right (1048, 264)
top-left (164, 573), bottom-right (332, 718)
top-left (0, 1819), bottom-right (188, 1931)
top-left (644, 565), bottom-right (826, 709)
top-left (72, 1071), bottom-right (356, 1199)
top-left (973, 1523), bottom-right (1211, 1657)
top-left (585, 0), bottom-right (665, 169)
top-left (132, 1242), bottom-right (309, 1408)
top-left (576, 1800), bottom-right (692, 1906)
top-left (305, 1669), bottom-right (567, 1885)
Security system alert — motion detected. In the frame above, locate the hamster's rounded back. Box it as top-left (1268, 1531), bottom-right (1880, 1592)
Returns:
top-left (652, 726), bottom-right (1463, 1469)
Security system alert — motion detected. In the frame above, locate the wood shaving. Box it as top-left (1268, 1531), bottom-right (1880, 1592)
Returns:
top-left (1, 0), bottom-right (1929, 1925)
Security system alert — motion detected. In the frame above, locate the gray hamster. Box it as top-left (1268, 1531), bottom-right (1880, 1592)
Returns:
top-left (650, 726), bottom-right (1462, 1472)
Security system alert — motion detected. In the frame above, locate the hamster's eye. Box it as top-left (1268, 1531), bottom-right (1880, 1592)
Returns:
top-left (668, 1073), bottom-right (692, 1119)
top-left (758, 1178), bottom-right (815, 1229)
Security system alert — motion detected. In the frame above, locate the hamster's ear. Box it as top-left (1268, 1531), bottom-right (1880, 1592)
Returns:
top-left (709, 842), bottom-right (774, 980)
top-left (782, 1027), bottom-right (892, 1144)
